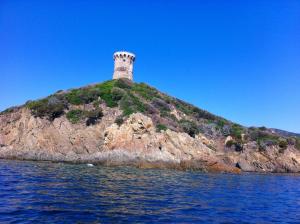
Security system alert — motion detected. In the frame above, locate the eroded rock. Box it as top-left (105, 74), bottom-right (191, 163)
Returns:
top-left (0, 109), bottom-right (299, 173)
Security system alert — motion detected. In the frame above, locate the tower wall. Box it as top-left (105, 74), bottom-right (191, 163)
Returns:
top-left (113, 51), bottom-right (135, 80)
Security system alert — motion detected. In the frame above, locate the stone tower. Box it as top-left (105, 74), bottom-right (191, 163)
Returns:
top-left (113, 51), bottom-right (135, 80)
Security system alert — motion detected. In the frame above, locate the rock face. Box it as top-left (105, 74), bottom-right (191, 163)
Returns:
top-left (0, 108), bottom-right (238, 172)
top-left (1, 106), bottom-right (300, 173)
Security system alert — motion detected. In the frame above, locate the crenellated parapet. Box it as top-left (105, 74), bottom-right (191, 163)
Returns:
top-left (113, 51), bottom-right (135, 61)
top-left (113, 51), bottom-right (136, 80)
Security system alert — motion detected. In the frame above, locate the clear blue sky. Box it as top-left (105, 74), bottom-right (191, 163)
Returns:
top-left (1, 0), bottom-right (299, 133)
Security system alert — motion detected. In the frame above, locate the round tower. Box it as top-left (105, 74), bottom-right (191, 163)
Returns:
top-left (113, 51), bottom-right (135, 80)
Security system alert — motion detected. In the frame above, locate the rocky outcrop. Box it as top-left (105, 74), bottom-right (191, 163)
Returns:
top-left (0, 108), bottom-right (239, 172)
top-left (1, 106), bottom-right (300, 173)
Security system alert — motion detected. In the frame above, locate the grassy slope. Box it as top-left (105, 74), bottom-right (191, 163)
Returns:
top-left (1, 78), bottom-right (300, 151)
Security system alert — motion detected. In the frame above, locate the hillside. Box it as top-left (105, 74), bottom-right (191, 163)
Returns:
top-left (1, 78), bottom-right (300, 172)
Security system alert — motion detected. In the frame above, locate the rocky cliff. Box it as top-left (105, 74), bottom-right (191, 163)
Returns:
top-left (1, 79), bottom-right (300, 172)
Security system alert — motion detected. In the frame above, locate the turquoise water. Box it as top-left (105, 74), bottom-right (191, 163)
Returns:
top-left (0, 160), bottom-right (300, 223)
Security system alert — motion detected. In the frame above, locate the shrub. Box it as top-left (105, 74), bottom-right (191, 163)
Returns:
top-left (111, 87), bottom-right (126, 101)
top-left (65, 88), bottom-right (99, 105)
top-left (296, 138), bottom-right (300, 150)
top-left (173, 99), bottom-right (193, 115)
top-left (278, 138), bottom-right (288, 152)
top-left (180, 120), bottom-right (199, 137)
top-left (156, 124), bottom-right (167, 132)
top-left (225, 139), bottom-right (243, 152)
top-left (99, 92), bottom-right (118, 107)
top-left (259, 126), bottom-right (267, 131)
top-left (216, 119), bottom-right (227, 129)
top-left (114, 78), bottom-right (133, 89)
top-left (66, 109), bottom-right (84, 124)
top-left (132, 83), bottom-right (161, 100)
top-left (160, 110), bottom-right (177, 121)
top-left (249, 128), bottom-right (280, 147)
top-left (257, 140), bottom-right (267, 151)
top-left (115, 116), bottom-right (124, 126)
top-left (120, 93), bottom-right (145, 116)
top-left (26, 96), bottom-right (66, 121)
top-left (0, 107), bottom-right (18, 115)
top-left (94, 80), bottom-right (119, 107)
top-left (93, 100), bottom-right (101, 108)
top-left (192, 107), bottom-right (217, 121)
top-left (230, 124), bottom-right (244, 140)
top-left (85, 108), bottom-right (103, 126)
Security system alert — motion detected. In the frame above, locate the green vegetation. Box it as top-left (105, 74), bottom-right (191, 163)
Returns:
top-left (259, 126), bottom-right (267, 131)
top-left (66, 108), bottom-right (103, 125)
top-left (93, 80), bottom-right (119, 107)
top-left (278, 138), bottom-right (288, 153)
top-left (230, 124), bottom-right (244, 140)
top-left (248, 128), bottom-right (291, 151)
top-left (0, 107), bottom-right (17, 115)
top-left (65, 80), bottom-right (128, 108)
top-left (278, 138), bottom-right (288, 148)
top-left (180, 119), bottom-right (199, 137)
top-left (21, 78), bottom-right (299, 151)
top-left (65, 88), bottom-right (97, 105)
top-left (25, 79), bottom-right (147, 121)
top-left (26, 96), bottom-right (66, 121)
top-left (119, 92), bottom-right (146, 116)
top-left (249, 129), bottom-right (279, 144)
top-left (296, 138), bottom-right (300, 150)
top-left (132, 83), bottom-right (161, 100)
top-left (111, 87), bottom-right (126, 101)
top-left (225, 139), bottom-right (243, 152)
top-left (66, 109), bottom-right (84, 124)
top-left (156, 124), bottom-right (167, 132)
top-left (85, 108), bottom-right (103, 126)
top-left (216, 119), bottom-right (226, 129)
top-left (173, 99), bottom-right (193, 115)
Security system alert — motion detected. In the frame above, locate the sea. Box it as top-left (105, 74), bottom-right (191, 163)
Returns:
top-left (0, 160), bottom-right (299, 223)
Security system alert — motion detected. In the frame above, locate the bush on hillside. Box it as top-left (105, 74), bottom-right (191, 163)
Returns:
top-left (156, 123), bottom-right (167, 132)
top-left (278, 138), bottom-right (288, 153)
top-left (132, 83), bottom-right (161, 100)
top-left (65, 88), bottom-right (99, 105)
top-left (0, 107), bottom-right (19, 115)
top-left (180, 119), bottom-right (199, 137)
top-left (192, 107), bottom-right (218, 121)
top-left (119, 93), bottom-right (146, 116)
top-left (249, 128), bottom-right (280, 147)
top-left (111, 87), bottom-right (126, 101)
top-left (26, 96), bottom-right (66, 121)
top-left (259, 126), bottom-right (267, 131)
top-left (230, 124), bottom-right (244, 140)
top-left (114, 78), bottom-right (133, 89)
top-left (296, 138), bottom-right (300, 150)
top-left (173, 99), bottom-right (194, 115)
top-left (66, 109), bottom-right (84, 124)
top-left (85, 108), bottom-right (103, 126)
top-left (91, 80), bottom-right (120, 107)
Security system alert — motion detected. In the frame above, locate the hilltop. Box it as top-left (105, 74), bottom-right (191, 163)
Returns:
top-left (1, 79), bottom-right (300, 172)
